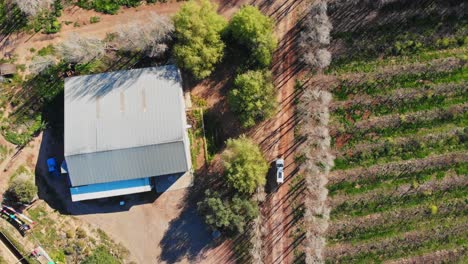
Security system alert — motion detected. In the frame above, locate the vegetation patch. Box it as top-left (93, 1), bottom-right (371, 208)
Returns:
top-left (324, 1), bottom-right (468, 262)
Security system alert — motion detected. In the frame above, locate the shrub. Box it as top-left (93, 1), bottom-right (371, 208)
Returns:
top-left (12, 0), bottom-right (53, 17)
top-left (115, 13), bottom-right (173, 58)
top-left (65, 229), bottom-right (75, 239)
top-left (229, 70), bottom-right (277, 127)
top-left (197, 190), bottom-right (259, 233)
top-left (76, 227), bottom-right (87, 239)
top-left (82, 246), bottom-right (119, 264)
top-left (227, 6), bottom-right (277, 68)
top-left (172, 0), bottom-right (227, 79)
top-left (89, 16), bottom-right (100, 23)
top-left (222, 136), bottom-right (268, 194)
top-left (57, 33), bottom-right (105, 64)
top-left (7, 173), bottom-right (37, 204)
top-left (77, 0), bottom-right (142, 14)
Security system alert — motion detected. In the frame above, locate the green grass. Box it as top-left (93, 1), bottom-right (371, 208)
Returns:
top-left (37, 45), bottom-right (55, 56)
top-left (332, 83), bottom-right (467, 123)
top-left (329, 199), bottom-right (467, 243)
top-left (328, 47), bottom-right (468, 74)
top-left (329, 9), bottom-right (467, 73)
top-left (334, 105), bottom-right (468, 146)
top-left (203, 109), bottom-right (224, 162)
top-left (330, 161), bottom-right (467, 197)
top-left (333, 129), bottom-right (467, 170)
top-left (328, 219), bottom-right (467, 264)
top-left (188, 109), bottom-right (204, 168)
top-left (334, 66), bottom-right (467, 100)
top-left (326, 3), bottom-right (467, 262)
top-left (331, 181), bottom-right (467, 218)
top-left (0, 145), bottom-right (9, 163)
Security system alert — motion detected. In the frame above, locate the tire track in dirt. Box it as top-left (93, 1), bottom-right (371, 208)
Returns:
top-left (260, 0), bottom-right (300, 263)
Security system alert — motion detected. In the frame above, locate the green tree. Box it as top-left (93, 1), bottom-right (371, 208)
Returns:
top-left (197, 190), bottom-right (259, 233)
top-left (229, 70), bottom-right (277, 127)
top-left (229, 195), bottom-right (259, 233)
top-left (222, 136), bottom-right (268, 194)
top-left (7, 174), bottom-right (37, 204)
top-left (227, 6), bottom-right (277, 67)
top-left (173, 0), bottom-right (227, 80)
top-left (197, 190), bottom-right (233, 230)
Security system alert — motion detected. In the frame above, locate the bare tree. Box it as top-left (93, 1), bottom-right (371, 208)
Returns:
top-left (299, 0), bottom-right (333, 70)
top-left (12, 0), bottom-right (53, 17)
top-left (29, 55), bottom-right (56, 75)
top-left (57, 33), bottom-right (105, 64)
top-left (249, 186), bottom-right (266, 264)
top-left (303, 48), bottom-right (332, 70)
top-left (298, 83), bottom-right (334, 264)
top-left (114, 13), bottom-right (174, 58)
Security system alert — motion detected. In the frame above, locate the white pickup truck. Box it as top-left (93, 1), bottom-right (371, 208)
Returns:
top-left (276, 158), bottom-right (284, 184)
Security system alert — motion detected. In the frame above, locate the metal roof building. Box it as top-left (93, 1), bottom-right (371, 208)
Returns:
top-left (64, 65), bottom-right (191, 201)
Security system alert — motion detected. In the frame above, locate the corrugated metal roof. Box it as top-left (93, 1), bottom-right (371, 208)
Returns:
top-left (64, 65), bottom-right (190, 186)
top-left (65, 65), bottom-right (184, 155)
top-left (66, 141), bottom-right (189, 186)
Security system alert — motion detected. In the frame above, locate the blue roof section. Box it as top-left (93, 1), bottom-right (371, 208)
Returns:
top-left (70, 178), bottom-right (151, 201)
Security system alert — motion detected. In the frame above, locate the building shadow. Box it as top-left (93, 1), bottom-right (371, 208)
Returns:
top-left (34, 128), bottom-right (196, 215)
top-left (158, 205), bottom-right (213, 263)
top-left (158, 166), bottom-right (221, 263)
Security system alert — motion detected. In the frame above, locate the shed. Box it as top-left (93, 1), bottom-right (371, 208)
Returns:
top-left (0, 64), bottom-right (16, 76)
top-left (64, 65), bottom-right (192, 201)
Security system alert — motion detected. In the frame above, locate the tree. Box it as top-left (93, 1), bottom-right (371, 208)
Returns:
top-left (197, 190), bottom-right (259, 233)
top-left (57, 33), bottom-right (105, 64)
top-left (229, 195), bottom-right (259, 233)
top-left (222, 136), bottom-right (268, 194)
top-left (197, 190), bottom-right (233, 230)
top-left (229, 70), bottom-right (277, 128)
top-left (12, 0), bottom-right (52, 17)
top-left (7, 173), bottom-right (37, 204)
top-left (299, 0), bottom-right (333, 70)
top-left (172, 0), bottom-right (226, 80)
top-left (227, 6), bottom-right (277, 67)
top-left (115, 13), bottom-right (174, 58)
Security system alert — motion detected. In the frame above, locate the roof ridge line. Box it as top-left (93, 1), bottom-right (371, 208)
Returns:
top-left (65, 138), bottom-right (185, 157)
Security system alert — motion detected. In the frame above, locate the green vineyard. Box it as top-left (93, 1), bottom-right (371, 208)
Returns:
top-left (324, 0), bottom-right (468, 263)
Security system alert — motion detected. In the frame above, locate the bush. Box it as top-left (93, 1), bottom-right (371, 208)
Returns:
top-left (222, 136), bottom-right (268, 194)
top-left (229, 70), bottom-right (277, 127)
top-left (7, 173), bottom-right (37, 204)
top-left (82, 246), bottom-right (119, 264)
top-left (65, 229), bottom-right (75, 239)
top-left (227, 6), bottom-right (277, 68)
top-left (89, 16), bottom-right (100, 23)
top-left (76, 227), bottom-right (87, 239)
top-left (197, 190), bottom-right (259, 233)
top-left (173, 0), bottom-right (227, 80)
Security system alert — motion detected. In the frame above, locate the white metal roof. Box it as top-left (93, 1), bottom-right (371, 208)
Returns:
top-left (64, 65), bottom-right (191, 186)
